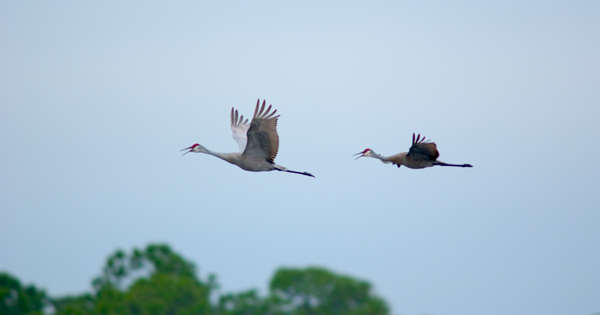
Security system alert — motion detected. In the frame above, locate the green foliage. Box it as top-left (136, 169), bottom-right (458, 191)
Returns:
top-left (6, 244), bottom-right (390, 315)
top-left (269, 267), bottom-right (389, 315)
top-left (121, 273), bottom-right (210, 315)
top-left (56, 244), bottom-right (212, 315)
top-left (216, 289), bottom-right (275, 315)
top-left (92, 244), bottom-right (199, 292)
top-left (52, 294), bottom-right (96, 315)
top-left (0, 272), bottom-right (47, 315)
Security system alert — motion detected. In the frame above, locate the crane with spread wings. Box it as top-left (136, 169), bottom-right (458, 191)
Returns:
top-left (181, 99), bottom-right (314, 177)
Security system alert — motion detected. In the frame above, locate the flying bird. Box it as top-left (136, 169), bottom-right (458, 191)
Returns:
top-left (181, 99), bottom-right (314, 177)
top-left (354, 133), bottom-right (472, 169)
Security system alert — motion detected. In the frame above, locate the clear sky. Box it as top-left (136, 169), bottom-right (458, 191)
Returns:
top-left (1, 2), bottom-right (599, 315)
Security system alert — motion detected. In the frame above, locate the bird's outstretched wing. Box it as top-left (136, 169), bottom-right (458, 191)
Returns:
top-left (231, 107), bottom-right (251, 152)
top-left (242, 99), bottom-right (280, 163)
top-left (407, 133), bottom-right (439, 161)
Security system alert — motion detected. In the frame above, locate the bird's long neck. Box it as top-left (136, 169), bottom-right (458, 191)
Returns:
top-left (204, 148), bottom-right (241, 165)
top-left (370, 151), bottom-right (394, 164)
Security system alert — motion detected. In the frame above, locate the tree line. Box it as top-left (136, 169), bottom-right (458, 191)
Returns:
top-left (1, 244), bottom-right (389, 315)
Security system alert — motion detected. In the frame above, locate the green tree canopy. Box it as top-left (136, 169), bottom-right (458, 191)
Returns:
top-left (269, 267), bottom-right (389, 315)
top-left (55, 244), bottom-right (214, 315)
top-left (8, 244), bottom-right (389, 315)
top-left (216, 289), bottom-right (272, 315)
top-left (0, 272), bottom-right (47, 315)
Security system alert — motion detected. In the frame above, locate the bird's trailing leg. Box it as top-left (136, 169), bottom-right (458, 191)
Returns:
top-left (277, 169), bottom-right (315, 177)
top-left (436, 161), bottom-right (473, 168)
top-left (286, 169), bottom-right (315, 177)
top-left (273, 164), bottom-right (314, 177)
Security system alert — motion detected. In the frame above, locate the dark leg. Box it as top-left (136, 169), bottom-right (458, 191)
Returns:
top-left (279, 169), bottom-right (315, 177)
top-left (437, 162), bottom-right (473, 168)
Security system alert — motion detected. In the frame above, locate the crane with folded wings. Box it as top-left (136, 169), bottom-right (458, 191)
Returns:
top-left (354, 133), bottom-right (472, 169)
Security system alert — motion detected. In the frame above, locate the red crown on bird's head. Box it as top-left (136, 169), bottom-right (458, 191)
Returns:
top-left (353, 148), bottom-right (372, 160)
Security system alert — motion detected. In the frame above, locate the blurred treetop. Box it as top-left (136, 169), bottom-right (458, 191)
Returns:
top-left (2, 244), bottom-right (389, 315)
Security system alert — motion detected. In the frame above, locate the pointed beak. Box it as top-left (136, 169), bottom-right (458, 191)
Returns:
top-left (180, 146), bottom-right (193, 156)
top-left (353, 152), bottom-right (364, 160)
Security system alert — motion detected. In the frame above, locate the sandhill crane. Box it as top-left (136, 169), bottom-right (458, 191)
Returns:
top-left (354, 133), bottom-right (472, 169)
top-left (181, 99), bottom-right (314, 177)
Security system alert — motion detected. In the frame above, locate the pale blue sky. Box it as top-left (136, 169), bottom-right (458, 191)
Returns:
top-left (1, 2), bottom-right (599, 315)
